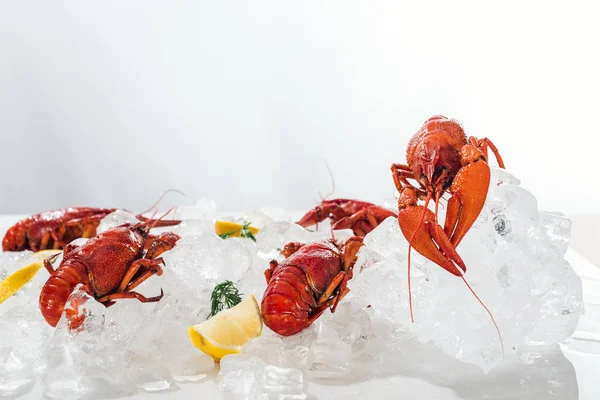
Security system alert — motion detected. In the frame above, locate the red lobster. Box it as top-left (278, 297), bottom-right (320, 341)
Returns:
top-left (261, 236), bottom-right (363, 336)
top-left (2, 207), bottom-right (180, 252)
top-left (296, 199), bottom-right (397, 237)
top-left (391, 116), bottom-right (505, 349)
top-left (39, 220), bottom-right (180, 328)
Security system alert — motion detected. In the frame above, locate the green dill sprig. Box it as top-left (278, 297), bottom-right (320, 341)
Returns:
top-left (240, 221), bottom-right (256, 242)
top-left (218, 221), bottom-right (257, 242)
top-left (208, 280), bottom-right (243, 319)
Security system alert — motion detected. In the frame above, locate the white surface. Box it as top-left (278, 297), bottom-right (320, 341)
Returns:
top-left (1, 214), bottom-right (599, 400)
top-left (0, 0), bottom-right (599, 215)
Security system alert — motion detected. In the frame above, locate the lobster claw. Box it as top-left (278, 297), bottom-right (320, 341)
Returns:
top-left (296, 201), bottom-right (344, 228)
top-left (443, 159), bottom-right (491, 247)
top-left (297, 205), bottom-right (329, 228)
top-left (331, 206), bottom-right (397, 236)
top-left (398, 205), bottom-right (466, 276)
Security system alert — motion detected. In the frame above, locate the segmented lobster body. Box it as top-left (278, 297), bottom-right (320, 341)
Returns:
top-left (39, 222), bottom-right (180, 328)
top-left (296, 199), bottom-right (397, 237)
top-left (261, 237), bottom-right (363, 336)
top-left (2, 207), bottom-right (181, 252)
top-left (2, 208), bottom-right (116, 252)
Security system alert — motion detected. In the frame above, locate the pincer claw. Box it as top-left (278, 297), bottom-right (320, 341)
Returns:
top-left (398, 205), bottom-right (466, 276)
top-left (444, 158), bottom-right (491, 247)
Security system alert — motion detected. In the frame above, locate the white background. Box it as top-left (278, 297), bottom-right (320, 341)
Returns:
top-left (0, 0), bottom-right (598, 215)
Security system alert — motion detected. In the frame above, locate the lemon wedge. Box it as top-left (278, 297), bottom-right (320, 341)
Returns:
top-left (215, 220), bottom-right (259, 239)
top-left (189, 294), bottom-right (263, 361)
top-left (0, 250), bottom-right (61, 304)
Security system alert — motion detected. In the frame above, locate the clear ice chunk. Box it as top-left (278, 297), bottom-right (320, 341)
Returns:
top-left (255, 221), bottom-right (351, 262)
top-left (41, 286), bottom-right (137, 399)
top-left (125, 286), bottom-right (210, 392)
top-left (96, 209), bottom-right (139, 234)
top-left (0, 251), bottom-right (55, 398)
top-left (217, 354), bottom-right (307, 400)
top-left (169, 198), bottom-right (218, 237)
top-left (161, 234), bottom-right (253, 292)
top-left (170, 198), bottom-right (217, 221)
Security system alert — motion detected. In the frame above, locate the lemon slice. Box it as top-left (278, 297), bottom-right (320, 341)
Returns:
top-left (215, 220), bottom-right (259, 238)
top-left (189, 294), bottom-right (263, 361)
top-left (0, 250), bottom-right (61, 304)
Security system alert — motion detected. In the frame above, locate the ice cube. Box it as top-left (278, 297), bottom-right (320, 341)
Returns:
top-left (217, 354), bottom-right (307, 400)
top-left (167, 353), bottom-right (216, 383)
top-left (246, 207), bottom-right (294, 227)
top-left (306, 302), bottom-right (378, 380)
top-left (537, 211), bottom-right (571, 257)
top-left (170, 198), bottom-right (217, 221)
top-left (0, 348), bottom-right (35, 398)
top-left (96, 209), bottom-right (139, 234)
top-left (41, 286), bottom-right (136, 399)
top-left (161, 234), bottom-right (253, 293)
top-left (255, 221), bottom-right (350, 263)
top-left (0, 291), bottom-right (54, 397)
top-left (125, 291), bottom-right (209, 392)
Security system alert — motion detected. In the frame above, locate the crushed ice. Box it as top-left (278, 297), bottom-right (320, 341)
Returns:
top-left (0, 169), bottom-right (585, 398)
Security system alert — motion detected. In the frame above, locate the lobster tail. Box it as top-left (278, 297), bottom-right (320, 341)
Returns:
top-left (39, 262), bottom-right (88, 327)
top-left (261, 266), bottom-right (316, 336)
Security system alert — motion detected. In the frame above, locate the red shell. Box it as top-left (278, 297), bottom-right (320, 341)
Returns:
top-left (2, 207), bottom-right (116, 252)
top-left (261, 241), bottom-right (343, 336)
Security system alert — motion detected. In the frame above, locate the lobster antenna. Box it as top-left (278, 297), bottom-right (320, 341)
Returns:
top-left (318, 160), bottom-right (336, 201)
top-left (149, 206), bottom-right (178, 231)
top-left (138, 189), bottom-right (186, 218)
top-left (407, 191), bottom-right (432, 323)
top-left (459, 274), bottom-right (505, 356)
top-left (144, 210), bottom-right (159, 231)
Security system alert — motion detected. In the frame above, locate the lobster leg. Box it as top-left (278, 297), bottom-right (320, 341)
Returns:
top-left (43, 253), bottom-right (62, 274)
top-left (65, 294), bottom-right (89, 330)
top-left (97, 288), bottom-right (164, 304)
top-left (469, 136), bottom-right (505, 168)
top-left (317, 235), bottom-right (362, 313)
top-left (38, 232), bottom-right (51, 251)
top-left (332, 208), bottom-right (397, 236)
top-left (145, 232), bottom-right (180, 259)
top-left (117, 258), bottom-right (164, 292)
top-left (307, 286), bottom-right (349, 325)
top-left (443, 158), bottom-right (491, 247)
top-left (264, 260), bottom-right (278, 283)
top-left (317, 271), bottom-right (346, 305)
top-left (391, 164), bottom-right (429, 198)
top-left (280, 242), bottom-right (305, 258)
top-left (44, 258), bottom-right (55, 274)
top-left (125, 266), bottom-right (163, 292)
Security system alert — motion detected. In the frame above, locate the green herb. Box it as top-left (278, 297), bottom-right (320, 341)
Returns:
top-left (218, 231), bottom-right (237, 239)
top-left (218, 221), bottom-right (257, 242)
top-left (239, 221), bottom-right (257, 242)
top-left (208, 280), bottom-right (243, 318)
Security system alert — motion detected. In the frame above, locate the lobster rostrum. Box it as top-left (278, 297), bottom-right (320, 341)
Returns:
top-left (2, 207), bottom-right (180, 252)
top-left (391, 116), bottom-right (505, 349)
top-left (296, 199), bottom-right (397, 237)
top-left (39, 218), bottom-right (180, 328)
top-left (261, 236), bottom-right (363, 336)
